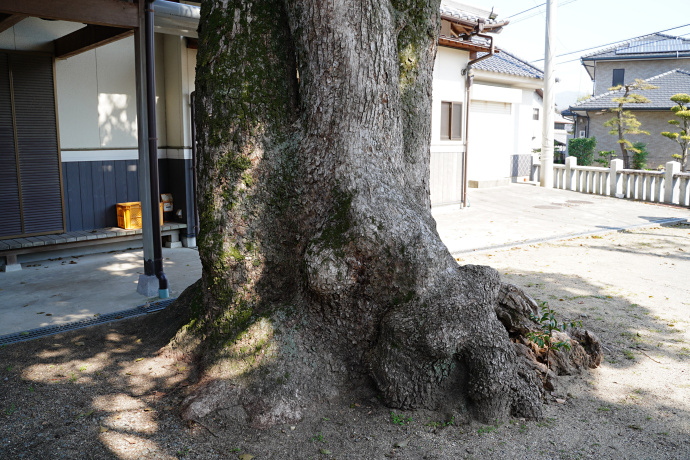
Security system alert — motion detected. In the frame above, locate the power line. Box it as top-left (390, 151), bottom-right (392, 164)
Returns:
top-left (530, 23), bottom-right (690, 63)
top-left (555, 31), bottom-right (690, 65)
top-left (506, 3), bottom-right (545, 19)
top-left (510, 0), bottom-right (580, 25)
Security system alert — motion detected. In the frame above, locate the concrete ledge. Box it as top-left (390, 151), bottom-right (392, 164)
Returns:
top-left (468, 178), bottom-right (511, 189)
top-left (1, 224), bottom-right (187, 271)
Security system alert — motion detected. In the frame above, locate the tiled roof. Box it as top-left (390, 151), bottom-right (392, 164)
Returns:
top-left (472, 50), bottom-right (544, 79)
top-left (439, 33), bottom-right (493, 49)
top-left (440, 1), bottom-right (501, 24)
top-left (569, 69), bottom-right (690, 111)
top-left (581, 33), bottom-right (690, 60)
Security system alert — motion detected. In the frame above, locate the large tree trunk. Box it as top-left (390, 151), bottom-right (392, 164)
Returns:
top-left (171, 0), bottom-right (597, 428)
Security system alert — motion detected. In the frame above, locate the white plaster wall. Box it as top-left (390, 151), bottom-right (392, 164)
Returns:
top-left (55, 50), bottom-right (101, 149)
top-left (95, 36), bottom-right (138, 149)
top-left (163, 36), bottom-right (197, 160)
top-left (529, 89), bottom-right (543, 153)
top-left (431, 46), bottom-right (467, 147)
top-left (2, 18), bottom-right (178, 161)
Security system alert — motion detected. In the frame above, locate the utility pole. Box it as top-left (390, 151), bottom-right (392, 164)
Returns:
top-left (540, 0), bottom-right (557, 188)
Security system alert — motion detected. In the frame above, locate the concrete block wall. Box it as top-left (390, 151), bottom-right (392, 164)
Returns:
top-left (587, 111), bottom-right (684, 169)
top-left (594, 58), bottom-right (690, 95)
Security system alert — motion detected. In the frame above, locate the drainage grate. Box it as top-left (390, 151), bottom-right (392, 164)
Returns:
top-left (0, 298), bottom-right (177, 346)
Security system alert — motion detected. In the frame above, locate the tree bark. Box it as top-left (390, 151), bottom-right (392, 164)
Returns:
top-left (171, 0), bottom-right (598, 428)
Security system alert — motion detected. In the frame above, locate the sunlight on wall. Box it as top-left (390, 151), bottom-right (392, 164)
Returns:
top-left (98, 93), bottom-right (138, 147)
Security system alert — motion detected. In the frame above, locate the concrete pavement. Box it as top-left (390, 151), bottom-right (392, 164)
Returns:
top-left (0, 247), bottom-right (201, 336)
top-left (434, 183), bottom-right (690, 254)
top-left (1, 183), bottom-right (688, 337)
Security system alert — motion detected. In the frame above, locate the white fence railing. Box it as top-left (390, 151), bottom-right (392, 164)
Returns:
top-left (532, 158), bottom-right (690, 207)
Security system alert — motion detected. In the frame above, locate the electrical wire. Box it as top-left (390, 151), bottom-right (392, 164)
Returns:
top-left (510, 0), bottom-right (580, 25)
top-left (554, 31), bottom-right (690, 65)
top-left (506, 3), bottom-right (545, 19)
top-left (531, 23), bottom-right (690, 63)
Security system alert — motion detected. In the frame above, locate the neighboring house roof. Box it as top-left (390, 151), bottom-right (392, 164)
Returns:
top-left (569, 68), bottom-right (690, 112)
top-left (473, 50), bottom-right (544, 80)
top-left (581, 33), bottom-right (690, 61)
top-left (580, 33), bottom-right (690, 80)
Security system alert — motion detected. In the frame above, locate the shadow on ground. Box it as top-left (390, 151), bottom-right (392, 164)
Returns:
top-left (1, 226), bottom-right (689, 459)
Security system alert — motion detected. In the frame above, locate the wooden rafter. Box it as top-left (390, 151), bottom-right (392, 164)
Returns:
top-left (450, 22), bottom-right (473, 38)
top-left (54, 24), bottom-right (133, 59)
top-left (0, 13), bottom-right (27, 33)
top-left (0, 0), bottom-right (138, 29)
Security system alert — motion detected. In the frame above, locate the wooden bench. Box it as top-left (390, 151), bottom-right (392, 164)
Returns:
top-left (1, 223), bottom-right (187, 272)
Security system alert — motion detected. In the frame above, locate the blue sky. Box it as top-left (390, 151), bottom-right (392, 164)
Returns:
top-left (482, 0), bottom-right (690, 109)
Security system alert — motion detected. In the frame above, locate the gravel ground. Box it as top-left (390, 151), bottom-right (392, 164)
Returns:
top-left (1, 223), bottom-right (688, 459)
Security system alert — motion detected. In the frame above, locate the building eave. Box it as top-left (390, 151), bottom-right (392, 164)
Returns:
top-left (438, 36), bottom-right (493, 53)
top-left (472, 69), bottom-right (543, 89)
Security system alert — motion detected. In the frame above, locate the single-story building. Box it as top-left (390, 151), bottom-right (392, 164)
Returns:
top-left (0, 0), bottom-right (198, 290)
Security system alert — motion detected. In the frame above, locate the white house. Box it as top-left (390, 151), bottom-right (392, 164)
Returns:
top-left (430, 2), bottom-right (544, 207)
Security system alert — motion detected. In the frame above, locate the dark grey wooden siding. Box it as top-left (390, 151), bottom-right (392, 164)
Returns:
top-left (62, 160), bottom-right (140, 231)
top-left (0, 53), bottom-right (21, 237)
top-left (61, 159), bottom-right (190, 232)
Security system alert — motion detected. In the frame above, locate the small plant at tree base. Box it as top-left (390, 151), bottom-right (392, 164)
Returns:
top-left (425, 415), bottom-right (455, 428)
top-left (661, 93), bottom-right (690, 171)
top-left (311, 432), bottom-right (326, 443)
top-left (604, 79), bottom-right (657, 169)
top-left (390, 411), bottom-right (412, 426)
top-left (631, 142), bottom-right (650, 170)
top-left (594, 150), bottom-right (617, 167)
top-left (527, 302), bottom-right (582, 370)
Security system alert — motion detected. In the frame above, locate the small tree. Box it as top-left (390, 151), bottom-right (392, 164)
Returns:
top-left (594, 150), bottom-right (616, 167)
top-left (568, 136), bottom-right (596, 166)
top-left (603, 79), bottom-right (657, 169)
top-left (660, 93), bottom-right (690, 171)
top-left (631, 142), bottom-right (650, 170)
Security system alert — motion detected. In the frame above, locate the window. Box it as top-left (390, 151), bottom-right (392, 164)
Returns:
top-left (612, 69), bottom-right (625, 87)
top-left (440, 101), bottom-right (462, 140)
top-left (554, 123), bottom-right (566, 130)
top-left (533, 108), bottom-right (539, 120)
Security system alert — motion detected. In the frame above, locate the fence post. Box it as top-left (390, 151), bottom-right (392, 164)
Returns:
top-left (664, 161), bottom-right (681, 204)
top-left (565, 156), bottom-right (576, 191)
top-left (609, 159), bottom-right (623, 198)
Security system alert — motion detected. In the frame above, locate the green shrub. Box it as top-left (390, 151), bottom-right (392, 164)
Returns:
top-left (568, 137), bottom-right (596, 166)
top-left (631, 142), bottom-right (649, 170)
top-left (594, 150), bottom-right (616, 167)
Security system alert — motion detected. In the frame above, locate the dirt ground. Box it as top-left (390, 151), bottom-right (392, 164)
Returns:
top-left (1, 223), bottom-right (689, 459)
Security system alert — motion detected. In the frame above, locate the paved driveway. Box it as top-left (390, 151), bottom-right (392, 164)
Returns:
top-left (433, 183), bottom-right (690, 254)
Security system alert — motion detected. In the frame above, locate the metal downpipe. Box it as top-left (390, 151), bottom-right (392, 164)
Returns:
top-left (145, 0), bottom-right (168, 298)
top-left (461, 33), bottom-right (496, 208)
